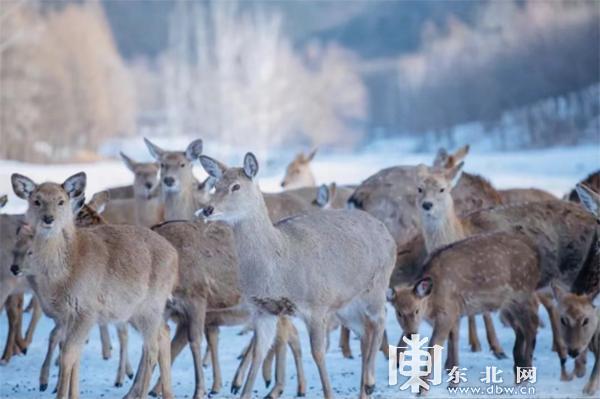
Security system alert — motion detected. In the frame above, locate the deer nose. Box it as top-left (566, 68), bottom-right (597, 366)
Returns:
top-left (42, 215), bottom-right (54, 225)
top-left (422, 202), bottom-right (433, 211)
top-left (10, 264), bottom-right (20, 276)
top-left (163, 177), bottom-right (175, 187)
top-left (568, 349), bottom-right (580, 358)
top-left (202, 206), bottom-right (214, 217)
top-left (145, 182), bottom-right (153, 190)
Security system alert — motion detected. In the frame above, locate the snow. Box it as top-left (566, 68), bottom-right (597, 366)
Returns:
top-left (1, 141), bottom-right (599, 398)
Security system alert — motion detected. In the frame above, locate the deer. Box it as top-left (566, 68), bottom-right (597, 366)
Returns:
top-left (100, 153), bottom-right (163, 227)
top-left (387, 231), bottom-right (541, 391)
top-left (0, 195), bottom-right (42, 364)
top-left (10, 172), bottom-right (177, 399)
top-left (198, 152), bottom-right (396, 399)
top-left (280, 148), bottom-right (318, 189)
top-left (144, 138), bottom-right (309, 399)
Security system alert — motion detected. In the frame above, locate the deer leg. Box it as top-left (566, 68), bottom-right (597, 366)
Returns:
top-left (539, 298), bottom-right (572, 381)
top-left (467, 316), bottom-right (482, 352)
top-left (339, 326), bottom-right (353, 359)
top-left (40, 323), bottom-right (63, 392)
top-left (445, 325), bottom-right (459, 373)
top-left (206, 325), bottom-right (222, 395)
top-left (188, 302), bottom-right (208, 399)
top-left (583, 350), bottom-right (599, 396)
top-left (483, 313), bottom-right (506, 359)
top-left (202, 329), bottom-right (211, 368)
top-left (265, 317), bottom-right (292, 399)
top-left (13, 294), bottom-right (28, 355)
top-left (232, 335), bottom-right (254, 394)
top-left (575, 348), bottom-right (588, 378)
top-left (363, 311), bottom-right (386, 397)
top-left (240, 314), bottom-right (278, 399)
top-left (99, 324), bottom-right (112, 360)
top-left (23, 296), bottom-right (42, 350)
top-left (157, 324), bottom-right (174, 399)
top-left (1, 295), bottom-right (20, 363)
top-left (262, 344), bottom-right (276, 388)
top-left (287, 321), bottom-right (306, 397)
top-left (149, 319), bottom-right (188, 396)
top-left (379, 328), bottom-right (389, 359)
top-left (308, 316), bottom-right (334, 399)
top-left (421, 318), bottom-right (453, 395)
top-left (114, 323), bottom-right (131, 387)
top-left (359, 326), bottom-right (372, 399)
top-left (56, 318), bottom-right (93, 399)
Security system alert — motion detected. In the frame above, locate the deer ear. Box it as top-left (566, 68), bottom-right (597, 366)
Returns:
top-left (120, 152), bottom-right (137, 173)
top-left (575, 184), bottom-right (600, 217)
top-left (315, 184), bottom-right (330, 208)
top-left (433, 148), bottom-right (448, 168)
top-left (199, 176), bottom-right (217, 192)
top-left (62, 172), bottom-right (87, 200)
top-left (11, 174), bottom-right (37, 199)
top-left (185, 139), bottom-right (203, 162)
top-left (414, 277), bottom-right (433, 298)
top-left (88, 191), bottom-right (110, 214)
top-left (200, 155), bottom-right (226, 179)
top-left (452, 145), bottom-right (470, 164)
top-left (144, 138), bottom-right (165, 161)
top-left (0, 195), bottom-right (7, 209)
top-left (306, 147), bottom-right (318, 162)
top-left (386, 287), bottom-right (397, 302)
top-left (551, 282), bottom-right (567, 302)
top-left (243, 153), bottom-right (259, 180)
top-left (445, 161), bottom-right (464, 189)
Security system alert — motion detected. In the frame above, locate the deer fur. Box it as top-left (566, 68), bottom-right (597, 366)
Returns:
top-left (11, 172), bottom-right (178, 399)
top-left (388, 232), bottom-right (541, 389)
top-left (199, 152), bottom-right (396, 399)
top-left (280, 148), bottom-right (317, 189)
top-left (499, 188), bottom-right (556, 205)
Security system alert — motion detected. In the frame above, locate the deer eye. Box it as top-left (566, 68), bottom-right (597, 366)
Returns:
top-left (231, 184), bottom-right (240, 192)
top-left (418, 187), bottom-right (423, 193)
top-left (560, 317), bottom-right (568, 326)
top-left (160, 163), bottom-right (165, 168)
top-left (180, 163), bottom-right (185, 168)
top-left (415, 309), bottom-right (419, 314)
top-left (34, 200), bottom-right (41, 207)
top-left (582, 318), bottom-right (589, 326)
top-left (440, 188), bottom-right (445, 193)
top-left (58, 200), bottom-right (65, 206)
top-left (27, 251), bottom-right (33, 256)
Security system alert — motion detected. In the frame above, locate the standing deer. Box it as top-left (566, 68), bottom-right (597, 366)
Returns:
top-left (280, 148), bottom-right (317, 189)
top-left (199, 153), bottom-right (396, 399)
top-left (387, 232), bottom-right (541, 391)
top-left (10, 172), bottom-right (177, 399)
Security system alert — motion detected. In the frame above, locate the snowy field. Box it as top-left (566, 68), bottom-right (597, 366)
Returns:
top-left (0, 142), bottom-right (598, 398)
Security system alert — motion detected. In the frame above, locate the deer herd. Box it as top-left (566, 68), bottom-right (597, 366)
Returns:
top-left (0, 140), bottom-right (598, 399)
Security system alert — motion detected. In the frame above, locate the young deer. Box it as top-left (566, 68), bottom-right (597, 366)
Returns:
top-left (388, 232), bottom-right (541, 391)
top-left (11, 172), bottom-right (177, 399)
top-left (199, 153), bottom-right (396, 399)
top-left (280, 148), bottom-right (317, 189)
top-left (101, 153), bottom-right (163, 227)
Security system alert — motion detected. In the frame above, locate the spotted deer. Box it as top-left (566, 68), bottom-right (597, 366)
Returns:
top-left (10, 172), bottom-right (177, 399)
top-left (199, 153), bottom-right (396, 399)
top-left (387, 232), bottom-right (541, 390)
top-left (280, 148), bottom-right (317, 189)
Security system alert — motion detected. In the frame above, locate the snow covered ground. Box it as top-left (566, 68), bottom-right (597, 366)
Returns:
top-left (0, 141), bottom-right (598, 398)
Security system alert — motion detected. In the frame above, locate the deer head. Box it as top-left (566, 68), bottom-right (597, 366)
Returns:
top-left (552, 283), bottom-right (599, 359)
top-left (416, 162), bottom-right (463, 221)
top-left (12, 172), bottom-right (86, 236)
top-left (198, 152), bottom-right (262, 224)
top-left (120, 152), bottom-right (160, 199)
top-left (386, 278), bottom-right (432, 336)
top-left (10, 224), bottom-right (35, 277)
top-left (144, 138), bottom-right (203, 194)
top-left (75, 191), bottom-right (109, 227)
top-left (281, 148), bottom-right (317, 189)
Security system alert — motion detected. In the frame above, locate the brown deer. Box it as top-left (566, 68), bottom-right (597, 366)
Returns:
top-left (387, 231), bottom-right (541, 391)
top-left (199, 152), bottom-right (396, 399)
top-left (11, 172), bottom-right (177, 399)
top-left (280, 148), bottom-right (317, 189)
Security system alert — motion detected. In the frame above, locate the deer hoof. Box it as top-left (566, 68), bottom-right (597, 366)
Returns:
top-left (297, 392), bottom-right (306, 397)
top-left (265, 380), bottom-right (271, 388)
top-left (115, 382), bottom-right (123, 388)
top-left (208, 390), bottom-right (219, 398)
top-left (39, 383), bottom-right (47, 392)
top-left (231, 385), bottom-right (241, 395)
top-left (127, 372), bottom-right (134, 380)
top-left (148, 390), bottom-right (158, 397)
top-left (365, 384), bottom-right (375, 395)
top-left (493, 351), bottom-right (507, 359)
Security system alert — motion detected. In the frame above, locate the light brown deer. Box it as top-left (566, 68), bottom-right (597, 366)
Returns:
top-left (388, 232), bottom-right (541, 391)
top-left (280, 148), bottom-right (318, 189)
top-left (199, 152), bottom-right (396, 399)
top-left (552, 283), bottom-right (600, 396)
top-left (11, 172), bottom-right (177, 399)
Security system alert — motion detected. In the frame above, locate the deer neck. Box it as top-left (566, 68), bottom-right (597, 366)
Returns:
top-left (422, 206), bottom-right (465, 253)
top-left (32, 223), bottom-right (76, 284)
top-left (163, 186), bottom-right (197, 221)
top-left (135, 196), bottom-right (162, 226)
